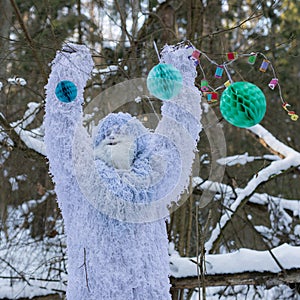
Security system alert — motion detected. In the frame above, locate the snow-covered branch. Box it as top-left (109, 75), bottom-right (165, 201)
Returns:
top-left (0, 102), bottom-right (45, 157)
top-left (198, 125), bottom-right (300, 253)
top-left (11, 102), bottom-right (45, 155)
top-left (170, 244), bottom-right (300, 288)
top-left (248, 124), bottom-right (299, 158)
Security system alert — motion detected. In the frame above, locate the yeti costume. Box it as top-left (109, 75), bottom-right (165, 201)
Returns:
top-left (44, 43), bottom-right (201, 299)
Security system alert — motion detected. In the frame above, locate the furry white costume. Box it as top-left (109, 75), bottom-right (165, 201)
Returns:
top-left (44, 43), bottom-right (201, 299)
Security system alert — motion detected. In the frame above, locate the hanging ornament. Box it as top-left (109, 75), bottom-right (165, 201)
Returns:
top-left (282, 103), bottom-right (299, 121)
top-left (220, 82), bottom-right (266, 128)
top-left (55, 80), bottom-right (77, 103)
top-left (224, 80), bottom-right (231, 88)
top-left (190, 50), bottom-right (201, 65)
top-left (227, 52), bottom-right (238, 61)
top-left (268, 78), bottom-right (278, 90)
top-left (207, 91), bottom-right (218, 103)
top-left (200, 79), bottom-right (209, 92)
top-left (215, 66), bottom-right (224, 78)
top-left (147, 63), bottom-right (183, 101)
top-left (259, 59), bottom-right (270, 72)
top-left (248, 53), bottom-right (257, 65)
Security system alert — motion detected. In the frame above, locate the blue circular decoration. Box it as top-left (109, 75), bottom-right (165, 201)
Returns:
top-left (147, 63), bottom-right (183, 101)
top-left (220, 81), bottom-right (266, 128)
top-left (55, 80), bottom-right (77, 103)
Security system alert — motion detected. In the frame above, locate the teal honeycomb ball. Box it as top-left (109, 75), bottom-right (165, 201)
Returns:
top-left (220, 82), bottom-right (266, 128)
top-left (147, 63), bottom-right (183, 101)
top-left (55, 80), bottom-right (77, 103)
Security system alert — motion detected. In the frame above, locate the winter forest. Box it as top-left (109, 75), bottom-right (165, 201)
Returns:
top-left (0, 0), bottom-right (300, 299)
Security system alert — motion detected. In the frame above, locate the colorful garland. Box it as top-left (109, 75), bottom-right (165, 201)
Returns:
top-left (185, 42), bottom-right (298, 122)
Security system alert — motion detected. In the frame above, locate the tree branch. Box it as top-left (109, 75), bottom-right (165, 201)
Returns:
top-left (9, 0), bottom-right (48, 82)
top-left (170, 269), bottom-right (300, 290)
top-left (0, 112), bottom-right (44, 159)
top-left (205, 125), bottom-right (300, 253)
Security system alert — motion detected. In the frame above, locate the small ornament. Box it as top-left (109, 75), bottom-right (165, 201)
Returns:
top-left (259, 59), bottom-right (270, 72)
top-left (248, 54), bottom-right (257, 65)
top-left (55, 80), bottom-right (77, 103)
top-left (289, 112), bottom-right (299, 121)
top-left (191, 50), bottom-right (201, 60)
top-left (268, 78), bottom-right (278, 90)
top-left (147, 63), bottom-right (183, 101)
top-left (227, 52), bottom-right (238, 60)
top-left (207, 91), bottom-right (218, 103)
top-left (191, 49), bottom-right (201, 65)
top-left (220, 81), bottom-right (266, 128)
top-left (200, 79), bottom-right (209, 92)
top-left (190, 50), bottom-right (201, 65)
top-left (282, 103), bottom-right (299, 121)
top-left (224, 80), bottom-right (231, 88)
top-left (215, 66), bottom-right (224, 78)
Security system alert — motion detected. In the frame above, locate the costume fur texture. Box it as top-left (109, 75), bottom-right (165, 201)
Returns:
top-left (44, 43), bottom-right (201, 299)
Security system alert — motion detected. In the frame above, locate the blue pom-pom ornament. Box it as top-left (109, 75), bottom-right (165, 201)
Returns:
top-left (147, 63), bottom-right (183, 101)
top-left (220, 81), bottom-right (266, 128)
top-left (55, 80), bottom-right (77, 103)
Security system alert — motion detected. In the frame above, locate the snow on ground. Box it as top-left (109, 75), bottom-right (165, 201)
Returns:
top-left (190, 284), bottom-right (300, 300)
top-left (0, 197), bottom-right (67, 299)
top-left (1, 198), bottom-right (300, 299)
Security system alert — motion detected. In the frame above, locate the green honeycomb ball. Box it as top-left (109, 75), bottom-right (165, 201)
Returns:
top-left (147, 63), bottom-right (183, 101)
top-left (220, 82), bottom-right (266, 128)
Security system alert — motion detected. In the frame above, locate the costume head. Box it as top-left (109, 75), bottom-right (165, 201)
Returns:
top-left (93, 112), bottom-right (149, 170)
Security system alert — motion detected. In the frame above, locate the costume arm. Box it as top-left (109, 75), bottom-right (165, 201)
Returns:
top-left (44, 44), bottom-right (93, 206)
top-left (154, 45), bottom-right (202, 203)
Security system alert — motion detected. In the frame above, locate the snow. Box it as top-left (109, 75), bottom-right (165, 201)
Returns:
top-left (8, 175), bottom-right (26, 191)
top-left (191, 285), bottom-right (300, 300)
top-left (135, 96), bottom-right (142, 103)
top-left (205, 124), bottom-right (300, 252)
top-left (248, 124), bottom-right (300, 158)
top-left (250, 193), bottom-right (300, 217)
top-left (0, 81), bottom-right (3, 91)
top-left (0, 197), bottom-right (66, 299)
top-left (217, 152), bottom-right (280, 166)
top-left (294, 225), bottom-right (300, 236)
top-left (92, 65), bottom-right (119, 82)
top-left (170, 244), bottom-right (300, 278)
top-left (193, 171), bottom-right (300, 252)
top-left (7, 76), bottom-right (27, 86)
top-left (11, 102), bottom-right (46, 155)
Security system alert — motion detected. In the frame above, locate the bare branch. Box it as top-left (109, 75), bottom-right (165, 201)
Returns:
top-left (9, 0), bottom-right (48, 82)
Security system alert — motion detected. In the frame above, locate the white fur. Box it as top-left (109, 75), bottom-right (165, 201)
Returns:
top-left (94, 134), bottom-right (135, 170)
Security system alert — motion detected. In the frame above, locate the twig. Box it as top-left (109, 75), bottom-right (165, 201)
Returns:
top-left (9, 0), bottom-right (48, 82)
top-left (0, 257), bottom-right (31, 286)
top-left (79, 248), bottom-right (90, 292)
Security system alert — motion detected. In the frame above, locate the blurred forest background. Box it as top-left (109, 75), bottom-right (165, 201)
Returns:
top-left (0, 0), bottom-right (300, 299)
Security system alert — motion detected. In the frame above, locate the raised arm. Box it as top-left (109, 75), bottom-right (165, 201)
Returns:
top-left (154, 45), bottom-right (202, 207)
top-left (75, 44), bottom-right (203, 222)
top-left (44, 44), bottom-right (93, 205)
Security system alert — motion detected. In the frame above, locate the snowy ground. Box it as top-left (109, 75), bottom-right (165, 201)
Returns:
top-left (1, 199), bottom-right (300, 300)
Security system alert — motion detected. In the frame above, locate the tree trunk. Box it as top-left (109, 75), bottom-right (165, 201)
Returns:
top-left (0, 0), bottom-right (13, 101)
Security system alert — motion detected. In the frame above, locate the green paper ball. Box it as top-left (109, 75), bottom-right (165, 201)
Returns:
top-left (147, 63), bottom-right (183, 101)
top-left (220, 82), bottom-right (266, 128)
